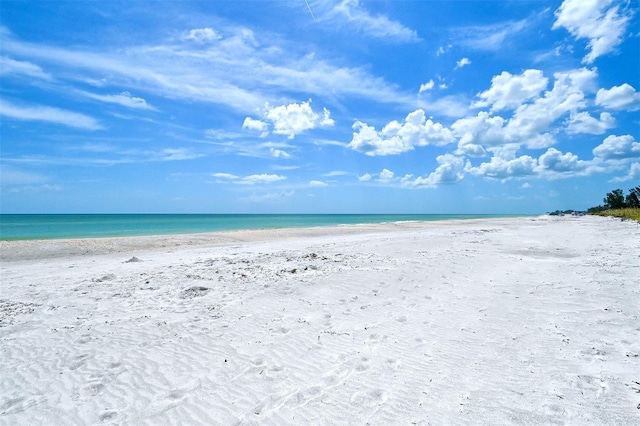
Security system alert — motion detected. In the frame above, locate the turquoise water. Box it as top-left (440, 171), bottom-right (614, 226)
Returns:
top-left (0, 214), bottom-right (518, 241)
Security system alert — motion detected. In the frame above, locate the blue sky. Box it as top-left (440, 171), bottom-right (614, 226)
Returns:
top-left (1, 0), bottom-right (638, 214)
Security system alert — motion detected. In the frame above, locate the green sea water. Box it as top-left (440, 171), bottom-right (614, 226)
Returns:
top-left (0, 214), bottom-right (520, 241)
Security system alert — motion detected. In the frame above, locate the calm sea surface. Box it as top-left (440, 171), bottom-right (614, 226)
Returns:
top-left (0, 214), bottom-right (520, 241)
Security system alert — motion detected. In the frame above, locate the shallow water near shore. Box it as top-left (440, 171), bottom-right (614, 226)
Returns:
top-left (0, 213), bottom-right (521, 240)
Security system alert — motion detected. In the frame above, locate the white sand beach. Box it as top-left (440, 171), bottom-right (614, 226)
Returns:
top-left (1, 215), bottom-right (639, 425)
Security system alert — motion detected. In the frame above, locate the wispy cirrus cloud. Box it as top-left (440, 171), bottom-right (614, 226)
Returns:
top-left (0, 55), bottom-right (52, 80)
top-left (1, 24), bottom-right (413, 113)
top-left (317, 0), bottom-right (420, 43)
top-left (213, 172), bottom-right (286, 185)
top-left (78, 91), bottom-right (158, 110)
top-left (0, 99), bottom-right (102, 130)
top-left (3, 143), bottom-right (203, 167)
top-left (454, 19), bottom-right (528, 51)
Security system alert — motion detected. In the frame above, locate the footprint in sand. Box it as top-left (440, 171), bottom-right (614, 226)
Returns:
top-left (385, 358), bottom-right (400, 370)
top-left (572, 375), bottom-right (609, 398)
top-left (355, 356), bottom-right (370, 372)
top-left (76, 334), bottom-right (92, 344)
top-left (179, 286), bottom-right (210, 299)
top-left (68, 353), bottom-right (91, 371)
top-left (350, 389), bottom-right (388, 407)
top-left (99, 411), bottom-right (118, 422)
top-left (82, 382), bottom-right (105, 397)
top-left (576, 346), bottom-right (607, 362)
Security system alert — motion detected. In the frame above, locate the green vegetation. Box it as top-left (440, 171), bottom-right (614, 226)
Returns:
top-left (588, 186), bottom-right (640, 222)
top-left (590, 208), bottom-right (640, 221)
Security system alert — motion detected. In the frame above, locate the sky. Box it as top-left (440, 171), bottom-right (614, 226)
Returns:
top-left (1, 0), bottom-right (639, 214)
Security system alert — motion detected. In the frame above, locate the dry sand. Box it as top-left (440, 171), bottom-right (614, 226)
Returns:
top-left (1, 215), bottom-right (639, 425)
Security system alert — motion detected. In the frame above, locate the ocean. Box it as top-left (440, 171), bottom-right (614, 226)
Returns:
top-left (0, 214), bottom-right (519, 240)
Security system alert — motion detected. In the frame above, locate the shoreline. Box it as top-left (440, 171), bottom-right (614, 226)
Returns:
top-left (0, 213), bottom-right (530, 242)
top-left (1, 216), bottom-right (534, 262)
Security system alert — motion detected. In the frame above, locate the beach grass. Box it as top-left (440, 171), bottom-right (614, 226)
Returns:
top-left (590, 208), bottom-right (640, 222)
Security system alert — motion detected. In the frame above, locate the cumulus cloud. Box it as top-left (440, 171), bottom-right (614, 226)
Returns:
top-left (505, 67), bottom-right (597, 141)
top-left (456, 140), bottom-right (487, 158)
top-left (473, 69), bottom-right (548, 111)
top-left (403, 154), bottom-right (465, 188)
top-left (0, 99), bottom-right (102, 130)
top-left (242, 117), bottom-right (269, 136)
top-left (595, 83), bottom-right (640, 110)
top-left (553, 0), bottom-right (631, 64)
top-left (270, 148), bottom-right (291, 158)
top-left (592, 134), bottom-right (640, 160)
top-left (348, 109), bottom-right (454, 156)
top-left (183, 28), bottom-right (222, 42)
top-left (243, 100), bottom-right (334, 139)
top-left (536, 148), bottom-right (587, 174)
top-left (452, 111), bottom-right (510, 148)
top-left (565, 111), bottom-right (615, 135)
top-left (455, 68), bottom-right (599, 153)
top-left (378, 168), bottom-right (395, 182)
top-left (455, 57), bottom-right (471, 69)
top-left (611, 162), bottom-right (640, 182)
top-left (309, 180), bottom-right (328, 187)
top-left (467, 154), bottom-right (537, 180)
top-left (419, 79), bottom-right (435, 93)
top-left (358, 173), bottom-right (372, 182)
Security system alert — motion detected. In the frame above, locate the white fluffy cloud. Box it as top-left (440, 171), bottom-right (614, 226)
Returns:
top-left (611, 162), bottom-right (640, 182)
top-left (243, 100), bottom-right (334, 139)
top-left (595, 83), bottom-right (640, 110)
top-left (536, 148), bottom-right (587, 174)
top-left (506, 68), bottom-right (597, 141)
top-left (403, 154), bottom-right (465, 188)
top-left (553, 0), bottom-right (631, 64)
top-left (309, 180), bottom-right (328, 187)
top-left (242, 117), bottom-right (269, 136)
top-left (592, 135), bottom-right (640, 160)
top-left (456, 68), bottom-right (600, 152)
top-left (419, 79), bottom-right (434, 93)
top-left (455, 57), bottom-right (471, 69)
top-left (467, 154), bottom-right (537, 180)
top-left (183, 28), bottom-right (222, 42)
top-left (348, 109), bottom-right (454, 156)
top-left (565, 111), bottom-right (615, 135)
top-left (270, 148), bottom-right (291, 159)
top-left (452, 111), bottom-right (509, 148)
top-left (473, 69), bottom-right (548, 111)
top-left (378, 168), bottom-right (395, 182)
top-left (358, 173), bottom-right (372, 182)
